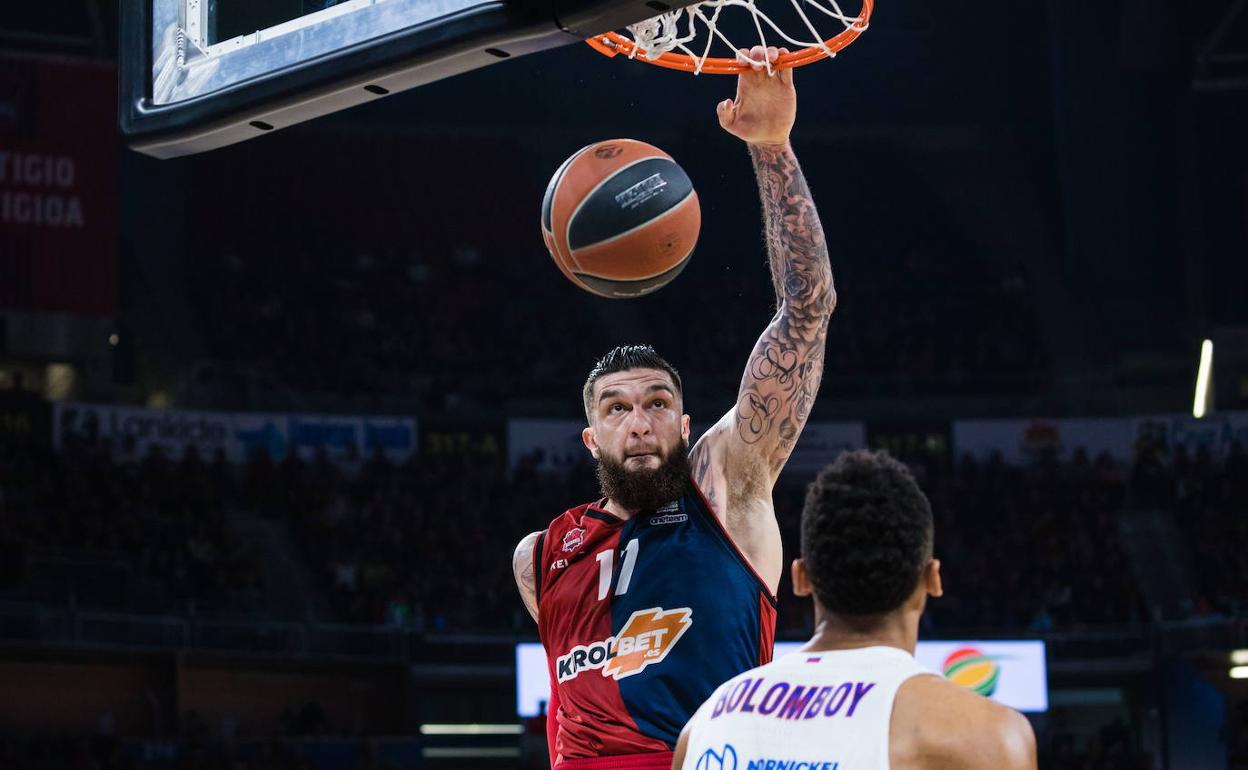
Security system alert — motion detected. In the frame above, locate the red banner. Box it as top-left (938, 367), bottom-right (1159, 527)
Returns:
top-left (0, 58), bottom-right (118, 317)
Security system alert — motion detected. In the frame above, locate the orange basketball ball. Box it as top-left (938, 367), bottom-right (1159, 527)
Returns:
top-left (541, 139), bottom-right (701, 299)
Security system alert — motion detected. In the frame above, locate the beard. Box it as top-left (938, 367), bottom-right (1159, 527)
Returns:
top-left (596, 439), bottom-right (692, 513)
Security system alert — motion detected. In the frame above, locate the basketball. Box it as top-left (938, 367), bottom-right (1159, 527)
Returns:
top-left (541, 139), bottom-right (701, 299)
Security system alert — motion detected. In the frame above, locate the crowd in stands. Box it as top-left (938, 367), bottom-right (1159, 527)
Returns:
top-left (106, 438), bottom-right (1152, 634)
top-left (190, 237), bottom-right (1048, 409)
top-left (1132, 433), bottom-right (1248, 615)
top-left (0, 437), bottom-right (263, 614)
top-left (1039, 713), bottom-right (1153, 770)
top-left (773, 444), bottom-right (1147, 635)
top-left (7, 427), bottom-right (1246, 770)
top-left (253, 443), bottom-right (558, 629)
top-left (182, 136), bottom-right (1049, 413)
top-left (7, 425), bottom-right (1246, 634)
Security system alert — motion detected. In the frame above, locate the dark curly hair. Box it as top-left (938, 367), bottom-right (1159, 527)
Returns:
top-left (801, 449), bottom-right (934, 616)
top-left (583, 345), bottom-right (682, 422)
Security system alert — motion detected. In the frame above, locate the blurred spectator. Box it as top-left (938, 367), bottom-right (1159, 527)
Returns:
top-left (0, 438), bottom-right (262, 614)
top-left (772, 447), bottom-right (1146, 636)
top-left (181, 139), bottom-right (1050, 412)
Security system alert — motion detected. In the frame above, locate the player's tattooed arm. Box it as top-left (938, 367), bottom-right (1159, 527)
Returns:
top-left (513, 531), bottom-right (542, 623)
top-left (731, 143), bottom-right (834, 480)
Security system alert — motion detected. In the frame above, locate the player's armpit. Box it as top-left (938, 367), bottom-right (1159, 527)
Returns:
top-left (689, 426), bottom-right (725, 515)
top-left (512, 531), bottom-right (542, 623)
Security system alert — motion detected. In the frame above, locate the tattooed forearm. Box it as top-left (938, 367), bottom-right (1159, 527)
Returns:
top-left (733, 145), bottom-right (835, 470)
top-left (749, 143), bottom-right (835, 312)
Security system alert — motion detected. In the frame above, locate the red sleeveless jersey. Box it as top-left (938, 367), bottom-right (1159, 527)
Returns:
top-left (533, 478), bottom-right (776, 769)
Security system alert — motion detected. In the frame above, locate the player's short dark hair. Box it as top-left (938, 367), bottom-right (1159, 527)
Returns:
top-left (801, 449), bottom-right (934, 616)
top-left (583, 345), bottom-right (683, 422)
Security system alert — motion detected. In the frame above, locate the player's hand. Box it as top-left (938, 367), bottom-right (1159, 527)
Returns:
top-left (716, 45), bottom-right (796, 149)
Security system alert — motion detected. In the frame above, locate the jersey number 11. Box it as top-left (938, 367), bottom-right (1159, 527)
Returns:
top-left (596, 539), bottom-right (639, 601)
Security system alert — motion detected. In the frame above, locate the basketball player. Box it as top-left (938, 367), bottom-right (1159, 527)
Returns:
top-left (512, 45), bottom-right (835, 769)
top-left (672, 450), bottom-right (1038, 770)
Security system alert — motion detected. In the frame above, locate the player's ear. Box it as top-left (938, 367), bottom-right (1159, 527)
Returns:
top-left (925, 559), bottom-right (943, 599)
top-left (582, 426), bottom-right (600, 459)
top-left (680, 413), bottom-right (691, 441)
top-left (791, 559), bottom-right (813, 597)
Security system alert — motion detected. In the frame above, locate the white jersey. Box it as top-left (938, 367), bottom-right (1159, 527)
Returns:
top-left (680, 645), bottom-right (934, 770)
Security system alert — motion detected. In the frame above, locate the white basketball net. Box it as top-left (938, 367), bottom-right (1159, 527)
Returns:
top-left (623, 0), bottom-right (866, 74)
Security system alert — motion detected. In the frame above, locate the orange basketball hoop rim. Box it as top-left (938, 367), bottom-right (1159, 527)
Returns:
top-left (586, 0), bottom-right (872, 74)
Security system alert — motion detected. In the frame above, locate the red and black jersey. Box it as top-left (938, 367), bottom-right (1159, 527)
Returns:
top-left (533, 477), bottom-right (777, 768)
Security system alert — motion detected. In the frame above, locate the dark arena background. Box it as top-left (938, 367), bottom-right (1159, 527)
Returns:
top-left (3, 0), bottom-right (1248, 767)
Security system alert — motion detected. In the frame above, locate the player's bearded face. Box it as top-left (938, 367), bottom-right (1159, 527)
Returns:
top-left (597, 438), bottom-right (691, 512)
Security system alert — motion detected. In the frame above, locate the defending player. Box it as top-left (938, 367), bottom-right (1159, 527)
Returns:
top-left (512, 45), bottom-right (836, 769)
top-left (672, 450), bottom-right (1038, 770)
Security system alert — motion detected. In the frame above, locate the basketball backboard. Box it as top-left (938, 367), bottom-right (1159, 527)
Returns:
top-left (120, 0), bottom-right (686, 158)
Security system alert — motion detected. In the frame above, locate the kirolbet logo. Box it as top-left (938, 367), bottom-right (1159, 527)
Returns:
top-left (556, 607), bottom-right (692, 682)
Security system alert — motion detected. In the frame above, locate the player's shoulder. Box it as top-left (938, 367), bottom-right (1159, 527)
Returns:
top-left (891, 674), bottom-right (1036, 770)
top-left (512, 530), bottom-right (543, 590)
top-left (513, 530), bottom-right (542, 559)
top-left (530, 501), bottom-right (598, 539)
top-left (514, 501), bottom-right (599, 559)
